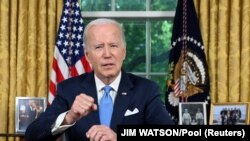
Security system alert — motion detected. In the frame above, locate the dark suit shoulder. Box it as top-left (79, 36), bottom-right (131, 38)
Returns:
top-left (126, 72), bottom-right (157, 86)
top-left (58, 72), bottom-right (92, 86)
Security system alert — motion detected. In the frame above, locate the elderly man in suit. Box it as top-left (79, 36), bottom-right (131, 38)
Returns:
top-left (25, 18), bottom-right (174, 141)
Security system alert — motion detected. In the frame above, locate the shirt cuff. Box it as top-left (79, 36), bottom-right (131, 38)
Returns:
top-left (51, 111), bottom-right (75, 135)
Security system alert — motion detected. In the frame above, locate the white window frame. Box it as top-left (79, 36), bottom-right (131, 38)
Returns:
top-left (82, 11), bottom-right (175, 19)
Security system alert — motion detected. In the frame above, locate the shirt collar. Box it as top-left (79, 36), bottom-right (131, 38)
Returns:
top-left (94, 71), bottom-right (121, 92)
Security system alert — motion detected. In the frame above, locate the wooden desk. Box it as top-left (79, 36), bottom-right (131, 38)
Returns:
top-left (0, 133), bottom-right (66, 141)
top-left (0, 133), bottom-right (25, 141)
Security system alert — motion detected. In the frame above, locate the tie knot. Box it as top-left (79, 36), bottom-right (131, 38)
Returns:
top-left (104, 85), bottom-right (112, 94)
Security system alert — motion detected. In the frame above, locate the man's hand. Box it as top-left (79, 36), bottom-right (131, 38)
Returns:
top-left (63, 93), bottom-right (97, 124)
top-left (86, 125), bottom-right (117, 141)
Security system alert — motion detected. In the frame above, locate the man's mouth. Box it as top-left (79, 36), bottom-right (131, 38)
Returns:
top-left (102, 63), bottom-right (114, 68)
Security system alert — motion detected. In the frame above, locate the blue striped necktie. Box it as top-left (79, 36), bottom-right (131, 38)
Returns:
top-left (99, 85), bottom-right (113, 127)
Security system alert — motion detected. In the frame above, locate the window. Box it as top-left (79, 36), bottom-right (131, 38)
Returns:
top-left (80, 0), bottom-right (177, 101)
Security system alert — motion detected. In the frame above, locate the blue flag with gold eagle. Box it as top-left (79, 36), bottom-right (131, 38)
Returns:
top-left (165, 0), bottom-right (210, 125)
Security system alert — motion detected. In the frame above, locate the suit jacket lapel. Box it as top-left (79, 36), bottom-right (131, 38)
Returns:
top-left (80, 71), bottom-right (100, 126)
top-left (110, 71), bottom-right (133, 131)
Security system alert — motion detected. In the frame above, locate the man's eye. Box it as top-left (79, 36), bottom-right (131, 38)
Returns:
top-left (111, 44), bottom-right (117, 48)
top-left (95, 46), bottom-right (102, 49)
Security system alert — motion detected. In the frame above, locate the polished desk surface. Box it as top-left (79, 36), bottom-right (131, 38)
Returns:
top-left (0, 133), bottom-right (25, 141)
top-left (0, 133), bottom-right (64, 141)
top-left (0, 133), bottom-right (24, 137)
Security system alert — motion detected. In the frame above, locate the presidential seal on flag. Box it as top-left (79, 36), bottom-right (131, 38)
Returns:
top-left (167, 37), bottom-right (209, 106)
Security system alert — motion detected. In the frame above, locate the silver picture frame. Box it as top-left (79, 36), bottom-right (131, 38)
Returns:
top-left (179, 102), bottom-right (207, 125)
top-left (209, 102), bottom-right (250, 125)
top-left (15, 97), bottom-right (47, 134)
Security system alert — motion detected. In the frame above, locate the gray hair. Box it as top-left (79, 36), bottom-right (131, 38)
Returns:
top-left (83, 18), bottom-right (126, 50)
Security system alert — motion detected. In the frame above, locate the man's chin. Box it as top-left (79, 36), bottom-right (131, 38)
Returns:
top-left (103, 71), bottom-right (119, 78)
top-left (104, 73), bottom-right (115, 78)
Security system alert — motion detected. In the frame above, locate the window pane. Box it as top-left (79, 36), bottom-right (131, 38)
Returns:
top-left (150, 75), bottom-right (167, 102)
top-left (81, 0), bottom-right (111, 11)
top-left (151, 20), bottom-right (173, 72)
top-left (116, 0), bottom-right (146, 11)
top-left (150, 0), bottom-right (177, 11)
top-left (120, 20), bottom-right (146, 72)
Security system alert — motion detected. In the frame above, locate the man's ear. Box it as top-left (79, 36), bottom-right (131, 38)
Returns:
top-left (123, 47), bottom-right (126, 60)
top-left (84, 48), bottom-right (90, 63)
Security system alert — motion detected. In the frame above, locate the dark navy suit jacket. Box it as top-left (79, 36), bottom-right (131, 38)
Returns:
top-left (25, 71), bottom-right (174, 141)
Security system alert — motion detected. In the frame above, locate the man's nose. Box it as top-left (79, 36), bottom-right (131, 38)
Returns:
top-left (103, 46), bottom-right (111, 57)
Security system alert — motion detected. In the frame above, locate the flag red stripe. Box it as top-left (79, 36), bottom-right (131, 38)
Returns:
top-left (70, 66), bottom-right (79, 77)
top-left (49, 81), bottom-right (57, 96)
top-left (82, 56), bottom-right (91, 72)
top-left (52, 58), bottom-right (65, 83)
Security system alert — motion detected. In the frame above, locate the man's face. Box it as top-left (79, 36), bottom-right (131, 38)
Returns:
top-left (85, 23), bottom-right (126, 80)
top-left (29, 100), bottom-right (36, 108)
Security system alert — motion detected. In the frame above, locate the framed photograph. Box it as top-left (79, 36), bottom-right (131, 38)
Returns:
top-left (209, 102), bottom-right (249, 125)
top-left (15, 97), bottom-right (47, 134)
top-left (179, 102), bottom-right (207, 125)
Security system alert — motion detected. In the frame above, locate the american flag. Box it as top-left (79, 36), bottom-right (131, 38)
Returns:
top-left (48, 0), bottom-right (91, 104)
